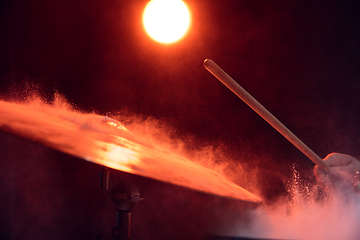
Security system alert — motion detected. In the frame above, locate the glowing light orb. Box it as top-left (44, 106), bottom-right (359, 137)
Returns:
top-left (143, 0), bottom-right (191, 44)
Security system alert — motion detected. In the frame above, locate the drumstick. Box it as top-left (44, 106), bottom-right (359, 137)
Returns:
top-left (203, 59), bottom-right (329, 170)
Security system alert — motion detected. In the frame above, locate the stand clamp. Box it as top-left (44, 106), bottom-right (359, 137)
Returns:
top-left (99, 167), bottom-right (143, 239)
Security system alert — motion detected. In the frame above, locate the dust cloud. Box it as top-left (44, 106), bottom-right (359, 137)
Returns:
top-left (2, 95), bottom-right (360, 240)
top-left (230, 166), bottom-right (360, 240)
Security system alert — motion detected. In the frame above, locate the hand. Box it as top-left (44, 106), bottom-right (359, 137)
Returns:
top-left (314, 153), bottom-right (360, 188)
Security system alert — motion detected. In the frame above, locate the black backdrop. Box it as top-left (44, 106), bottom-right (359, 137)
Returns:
top-left (0, 0), bottom-right (360, 239)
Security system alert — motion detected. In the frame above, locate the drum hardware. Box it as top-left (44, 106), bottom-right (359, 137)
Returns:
top-left (99, 166), bottom-right (143, 239)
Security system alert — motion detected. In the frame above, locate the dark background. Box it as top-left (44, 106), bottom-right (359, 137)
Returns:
top-left (0, 0), bottom-right (360, 239)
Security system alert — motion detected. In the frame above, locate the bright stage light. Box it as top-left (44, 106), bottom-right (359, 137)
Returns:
top-left (143, 0), bottom-right (191, 44)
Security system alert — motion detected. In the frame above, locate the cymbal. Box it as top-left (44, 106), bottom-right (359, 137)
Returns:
top-left (0, 100), bottom-right (261, 203)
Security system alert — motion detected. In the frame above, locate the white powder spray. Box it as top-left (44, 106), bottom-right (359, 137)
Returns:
top-left (233, 166), bottom-right (360, 240)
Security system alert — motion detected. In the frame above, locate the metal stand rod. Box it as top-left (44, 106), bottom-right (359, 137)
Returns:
top-left (99, 166), bottom-right (110, 192)
top-left (113, 210), bottom-right (131, 239)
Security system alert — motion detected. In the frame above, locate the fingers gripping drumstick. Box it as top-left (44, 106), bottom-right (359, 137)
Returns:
top-left (203, 59), bottom-right (329, 170)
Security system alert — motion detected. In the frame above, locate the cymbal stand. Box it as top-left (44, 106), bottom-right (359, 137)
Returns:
top-left (99, 167), bottom-right (143, 239)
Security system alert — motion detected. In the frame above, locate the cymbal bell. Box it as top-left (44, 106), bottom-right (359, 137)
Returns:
top-left (0, 100), bottom-right (261, 203)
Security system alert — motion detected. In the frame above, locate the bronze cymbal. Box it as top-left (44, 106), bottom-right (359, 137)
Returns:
top-left (0, 100), bottom-right (261, 203)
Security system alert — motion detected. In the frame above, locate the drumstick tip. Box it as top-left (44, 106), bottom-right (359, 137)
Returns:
top-left (203, 59), bottom-right (213, 67)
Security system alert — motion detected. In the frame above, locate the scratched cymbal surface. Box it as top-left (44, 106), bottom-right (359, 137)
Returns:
top-left (0, 100), bottom-right (261, 202)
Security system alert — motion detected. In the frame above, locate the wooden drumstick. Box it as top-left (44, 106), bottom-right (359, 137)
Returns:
top-left (203, 59), bottom-right (329, 170)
